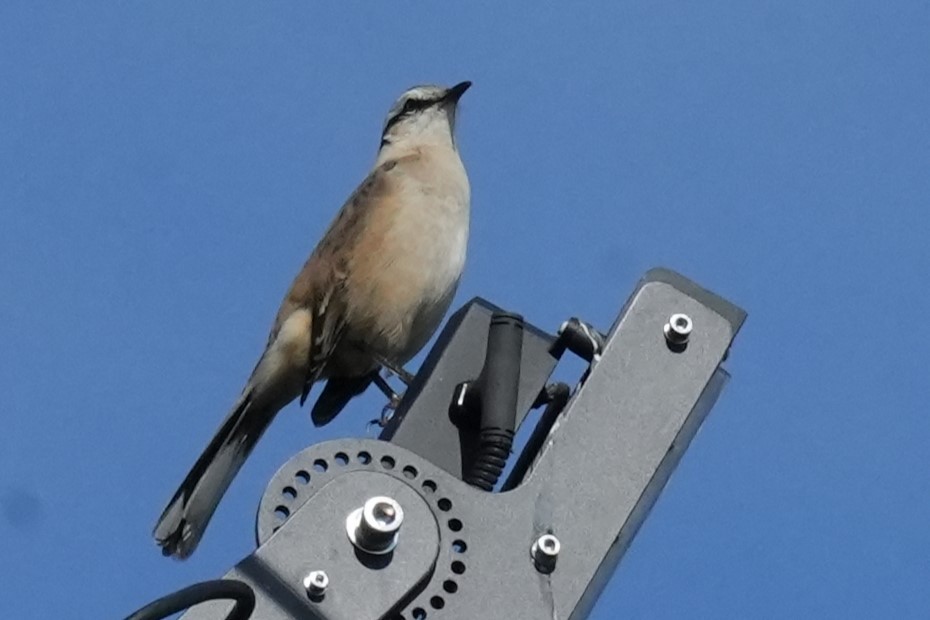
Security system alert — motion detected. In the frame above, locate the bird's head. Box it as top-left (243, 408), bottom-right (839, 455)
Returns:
top-left (379, 81), bottom-right (471, 152)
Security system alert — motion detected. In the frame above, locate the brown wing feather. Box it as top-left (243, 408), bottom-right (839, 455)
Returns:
top-left (267, 159), bottom-right (401, 403)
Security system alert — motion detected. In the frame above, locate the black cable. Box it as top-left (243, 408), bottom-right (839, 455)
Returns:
top-left (124, 579), bottom-right (255, 620)
top-left (464, 312), bottom-right (524, 490)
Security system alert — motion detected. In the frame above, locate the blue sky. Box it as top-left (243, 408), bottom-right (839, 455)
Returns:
top-left (2, 2), bottom-right (928, 618)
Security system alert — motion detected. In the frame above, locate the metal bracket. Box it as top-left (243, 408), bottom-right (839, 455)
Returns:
top-left (179, 268), bottom-right (746, 620)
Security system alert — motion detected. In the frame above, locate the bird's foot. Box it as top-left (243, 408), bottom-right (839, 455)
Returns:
top-left (369, 373), bottom-right (405, 428)
top-left (380, 392), bottom-right (402, 426)
top-left (366, 392), bottom-right (402, 431)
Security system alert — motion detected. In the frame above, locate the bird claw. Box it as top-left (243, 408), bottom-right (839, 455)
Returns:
top-left (380, 392), bottom-right (402, 425)
top-left (366, 393), bottom-right (402, 431)
top-left (378, 404), bottom-right (395, 427)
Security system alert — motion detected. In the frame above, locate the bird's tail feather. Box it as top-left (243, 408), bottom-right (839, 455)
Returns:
top-left (153, 388), bottom-right (274, 559)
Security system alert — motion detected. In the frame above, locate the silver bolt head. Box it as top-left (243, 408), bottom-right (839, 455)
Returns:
top-left (664, 313), bottom-right (693, 344)
top-left (346, 495), bottom-right (404, 554)
top-left (531, 533), bottom-right (561, 572)
top-left (363, 496), bottom-right (404, 534)
top-left (303, 570), bottom-right (329, 597)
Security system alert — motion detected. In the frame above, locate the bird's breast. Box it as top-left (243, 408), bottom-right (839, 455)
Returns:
top-left (343, 156), bottom-right (469, 364)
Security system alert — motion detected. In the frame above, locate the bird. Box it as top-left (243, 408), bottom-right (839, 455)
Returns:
top-left (153, 81), bottom-right (472, 559)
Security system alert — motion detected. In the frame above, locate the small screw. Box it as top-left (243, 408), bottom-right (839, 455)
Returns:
top-left (347, 496), bottom-right (404, 554)
top-left (531, 533), bottom-right (560, 573)
top-left (664, 313), bottom-right (693, 345)
top-left (303, 570), bottom-right (329, 600)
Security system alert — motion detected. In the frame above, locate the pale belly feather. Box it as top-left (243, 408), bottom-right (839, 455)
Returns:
top-left (339, 169), bottom-right (469, 369)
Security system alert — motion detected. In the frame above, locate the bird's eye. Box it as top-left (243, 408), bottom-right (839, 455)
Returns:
top-left (402, 98), bottom-right (432, 114)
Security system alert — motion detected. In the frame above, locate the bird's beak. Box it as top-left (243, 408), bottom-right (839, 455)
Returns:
top-left (444, 81), bottom-right (472, 103)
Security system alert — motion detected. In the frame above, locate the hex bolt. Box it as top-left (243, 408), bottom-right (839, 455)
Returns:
top-left (531, 533), bottom-right (561, 573)
top-left (303, 570), bottom-right (329, 600)
top-left (346, 495), bottom-right (404, 555)
top-left (664, 313), bottom-right (693, 345)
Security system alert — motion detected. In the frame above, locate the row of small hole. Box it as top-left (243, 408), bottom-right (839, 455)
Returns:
top-left (449, 497), bottom-right (467, 599)
top-left (403, 488), bottom-right (467, 616)
top-left (404, 566), bottom-right (466, 618)
top-left (275, 453), bottom-right (347, 522)
top-left (291, 451), bottom-right (372, 489)
top-left (399, 541), bottom-right (467, 617)
top-left (278, 452), bottom-right (433, 524)
top-left (390, 470), bottom-right (440, 618)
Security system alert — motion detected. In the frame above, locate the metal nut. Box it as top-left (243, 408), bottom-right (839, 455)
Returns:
top-left (346, 496), bottom-right (404, 554)
top-left (664, 313), bottom-right (693, 345)
top-left (531, 533), bottom-right (560, 573)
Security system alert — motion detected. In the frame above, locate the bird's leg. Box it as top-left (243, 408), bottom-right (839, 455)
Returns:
top-left (372, 373), bottom-right (401, 402)
top-left (375, 356), bottom-right (416, 386)
top-left (372, 373), bottom-right (403, 427)
top-left (369, 357), bottom-right (415, 427)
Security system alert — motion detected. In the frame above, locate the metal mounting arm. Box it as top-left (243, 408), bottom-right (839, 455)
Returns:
top-left (161, 268), bottom-right (746, 620)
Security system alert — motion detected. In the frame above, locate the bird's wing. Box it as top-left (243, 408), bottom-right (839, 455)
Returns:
top-left (300, 272), bottom-right (347, 404)
top-left (268, 159), bottom-right (403, 403)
